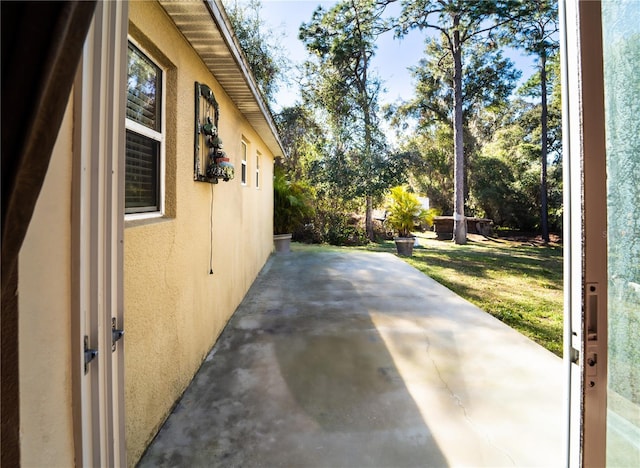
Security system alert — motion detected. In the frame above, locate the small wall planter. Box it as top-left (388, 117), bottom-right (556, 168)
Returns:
top-left (194, 82), bottom-right (235, 184)
top-left (394, 237), bottom-right (415, 257)
top-left (273, 233), bottom-right (292, 254)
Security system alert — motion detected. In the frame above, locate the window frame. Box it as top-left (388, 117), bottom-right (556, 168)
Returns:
top-left (255, 151), bottom-right (261, 189)
top-left (125, 38), bottom-right (166, 220)
top-left (241, 139), bottom-right (248, 186)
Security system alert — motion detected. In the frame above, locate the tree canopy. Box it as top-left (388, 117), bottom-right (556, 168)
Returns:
top-left (507, 0), bottom-right (559, 242)
top-left (392, 0), bottom-right (525, 244)
top-left (225, 0), bottom-right (562, 245)
top-left (223, 0), bottom-right (289, 106)
top-left (299, 0), bottom-right (405, 240)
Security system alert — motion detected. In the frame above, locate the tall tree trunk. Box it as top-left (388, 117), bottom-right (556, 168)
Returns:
top-left (359, 29), bottom-right (375, 242)
top-left (452, 19), bottom-right (467, 245)
top-left (365, 195), bottom-right (374, 240)
top-left (539, 49), bottom-right (550, 243)
top-left (363, 106), bottom-right (375, 241)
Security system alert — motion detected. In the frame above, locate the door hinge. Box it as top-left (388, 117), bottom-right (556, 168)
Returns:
top-left (112, 317), bottom-right (124, 352)
top-left (84, 335), bottom-right (98, 374)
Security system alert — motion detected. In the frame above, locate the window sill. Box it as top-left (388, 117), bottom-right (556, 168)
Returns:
top-left (125, 213), bottom-right (173, 229)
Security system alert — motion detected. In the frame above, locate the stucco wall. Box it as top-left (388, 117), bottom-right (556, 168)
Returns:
top-left (124, 2), bottom-right (275, 464)
top-left (18, 95), bottom-right (75, 467)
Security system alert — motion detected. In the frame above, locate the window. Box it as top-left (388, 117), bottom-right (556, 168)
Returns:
top-left (255, 152), bottom-right (260, 188)
top-left (241, 140), bottom-right (248, 185)
top-left (125, 42), bottom-right (164, 215)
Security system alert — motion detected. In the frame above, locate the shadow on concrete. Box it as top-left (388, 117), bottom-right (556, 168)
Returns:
top-left (139, 250), bottom-right (449, 467)
top-left (139, 248), bottom-right (563, 467)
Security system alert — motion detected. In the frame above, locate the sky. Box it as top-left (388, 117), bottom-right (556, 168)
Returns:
top-left (253, 0), bottom-right (535, 113)
top-left (258, 0), bottom-right (425, 111)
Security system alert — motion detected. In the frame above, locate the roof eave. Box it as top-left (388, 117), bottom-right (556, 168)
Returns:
top-left (158, 0), bottom-right (285, 158)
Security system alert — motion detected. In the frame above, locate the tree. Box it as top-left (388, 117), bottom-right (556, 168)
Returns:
top-left (395, 0), bottom-right (521, 244)
top-left (516, 52), bottom-right (562, 162)
top-left (472, 115), bottom-right (541, 229)
top-left (398, 124), bottom-right (455, 214)
top-left (470, 75), bottom-right (563, 234)
top-left (387, 35), bottom-right (519, 221)
top-left (508, 0), bottom-right (559, 242)
top-left (299, 0), bottom-right (399, 240)
top-left (275, 104), bottom-right (325, 182)
top-left (223, 0), bottom-right (289, 106)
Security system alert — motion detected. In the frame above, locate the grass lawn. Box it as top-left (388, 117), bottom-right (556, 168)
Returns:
top-left (294, 232), bottom-right (564, 356)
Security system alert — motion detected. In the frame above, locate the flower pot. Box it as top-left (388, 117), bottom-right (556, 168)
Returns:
top-left (394, 237), bottom-right (414, 257)
top-left (273, 233), bottom-right (293, 254)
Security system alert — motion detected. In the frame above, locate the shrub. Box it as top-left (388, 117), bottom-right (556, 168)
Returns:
top-left (385, 185), bottom-right (434, 238)
top-left (273, 168), bottom-right (315, 234)
top-left (318, 211), bottom-right (368, 246)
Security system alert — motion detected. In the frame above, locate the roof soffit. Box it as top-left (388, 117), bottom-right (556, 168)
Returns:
top-left (157, 0), bottom-right (284, 157)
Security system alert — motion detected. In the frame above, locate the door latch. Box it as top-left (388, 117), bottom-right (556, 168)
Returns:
top-left (84, 335), bottom-right (98, 374)
top-left (112, 317), bottom-right (124, 352)
top-left (585, 283), bottom-right (599, 389)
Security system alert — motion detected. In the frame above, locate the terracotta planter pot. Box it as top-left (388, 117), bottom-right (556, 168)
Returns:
top-left (273, 233), bottom-right (292, 254)
top-left (394, 237), bottom-right (414, 257)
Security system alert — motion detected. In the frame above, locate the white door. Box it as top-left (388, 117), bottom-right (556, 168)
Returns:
top-left (72, 1), bottom-right (128, 466)
top-left (562, 1), bottom-right (640, 466)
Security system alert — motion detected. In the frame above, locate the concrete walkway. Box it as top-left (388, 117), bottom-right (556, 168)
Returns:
top-left (139, 248), bottom-right (564, 467)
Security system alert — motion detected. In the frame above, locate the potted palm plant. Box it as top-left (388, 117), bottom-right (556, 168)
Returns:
top-left (273, 168), bottom-right (314, 253)
top-left (385, 185), bottom-right (432, 257)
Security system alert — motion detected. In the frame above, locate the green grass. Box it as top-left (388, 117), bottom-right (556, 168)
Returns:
top-left (293, 232), bottom-right (564, 356)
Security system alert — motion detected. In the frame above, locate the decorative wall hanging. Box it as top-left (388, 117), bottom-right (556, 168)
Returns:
top-left (194, 82), bottom-right (235, 183)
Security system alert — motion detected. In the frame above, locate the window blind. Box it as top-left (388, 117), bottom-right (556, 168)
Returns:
top-left (127, 43), bottom-right (161, 131)
top-left (125, 130), bottom-right (159, 212)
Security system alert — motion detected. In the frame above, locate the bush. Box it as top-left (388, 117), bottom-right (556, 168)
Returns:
top-left (273, 167), bottom-right (315, 234)
top-left (385, 185), bottom-right (434, 238)
top-left (320, 211), bottom-right (369, 246)
top-left (293, 223), bottom-right (324, 244)
top-left (326, 225), bottom-right (368, 246)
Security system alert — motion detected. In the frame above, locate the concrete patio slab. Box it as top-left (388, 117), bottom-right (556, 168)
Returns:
top-left (138, 248), bottom-right (564, 467)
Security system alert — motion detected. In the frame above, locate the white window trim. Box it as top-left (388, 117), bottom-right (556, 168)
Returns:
top-left (241, 139), bottom-right (248, 186)
top-left (125, 38), bottom-right (166, 221)
top-left (255, 152), bottom-right (261, 189)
